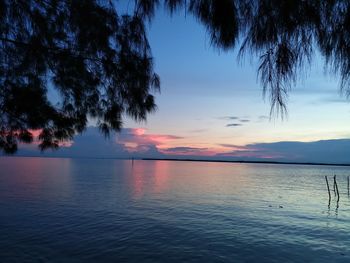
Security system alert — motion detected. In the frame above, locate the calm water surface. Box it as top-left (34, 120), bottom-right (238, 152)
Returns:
top-left (1, 157), bottom-right (350, 262)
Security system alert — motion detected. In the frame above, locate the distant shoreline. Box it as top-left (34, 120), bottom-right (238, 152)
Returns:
top-left (142, 158), bottom-right (350, 167)
top-left (2, 155), bottom-right (350, 167)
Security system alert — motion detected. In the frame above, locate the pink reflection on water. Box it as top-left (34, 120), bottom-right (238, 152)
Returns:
top-left (131, 163), bottom-right (144, 199)
top-left (130, 160), bottom-right (172, 199)
top-left (128, 160), bottom-right (257, 201)
top-left (0, 157), bottom-right (72, 200)
top-left (152, 161), bottom-right (170, 194)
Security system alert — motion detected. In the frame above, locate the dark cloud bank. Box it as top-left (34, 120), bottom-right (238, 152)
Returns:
top-left (5, 127), bottom-right (350, 164)
top-left (218, 140), bottom-right (350, 164)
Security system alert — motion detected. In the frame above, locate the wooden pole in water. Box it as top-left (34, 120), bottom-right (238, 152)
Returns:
top-left (325, 176), bottom-right (331, 202)
top-left (334, 175), bottom-right (340, 203)
top-left (347, 176), bottom-right (349, 196)
top-left (333, 175), bottom-right (337, 196)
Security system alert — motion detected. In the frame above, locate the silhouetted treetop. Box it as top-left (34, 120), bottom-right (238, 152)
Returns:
top-left (0, 0), bottom-right (349, 153)
top-left (0, 0), bottom-right (159, 153)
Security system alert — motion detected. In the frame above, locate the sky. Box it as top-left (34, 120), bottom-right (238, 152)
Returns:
top-left (11, 6), bottom-right (350, 163)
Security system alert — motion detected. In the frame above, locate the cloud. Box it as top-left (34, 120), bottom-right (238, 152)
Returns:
top-left (188, 129), bottom-right (208, 133)
top-left (116, 128), bottom-right (182, 152)
top-left (216, 148), bottom-right (283, 159)
top-left (219, 144), bottom-right (249, 150)
top-left (226, 123), bottom-right (242, 127)
top-left (156, 138), bottom-right (350, 164)
top-left (161, 146), bottom-right (207, 155)
top-left (217, 139), bottom-right (350, 164)
top-left (14, 127), bottom-right (182, 159)
top-left (219, 116), bottom-right (251, 126)
top-left (218, 116), bottom-right (239, 120)
top-left (10, 127), bottom-right (350, 164)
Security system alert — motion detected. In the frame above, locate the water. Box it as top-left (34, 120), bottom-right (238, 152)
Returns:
top-left (1, 157), bottom-right (350, 262)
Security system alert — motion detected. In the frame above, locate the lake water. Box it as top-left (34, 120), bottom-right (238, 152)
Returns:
top-left (1, 157), bottom-right (350, 262)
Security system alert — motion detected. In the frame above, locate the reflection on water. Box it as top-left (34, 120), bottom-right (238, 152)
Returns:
top-left (130, 160), bottom-right (172, 199)
top-left (1, 157), bottom-right (350, 262)
top-left (0, 157), bottom-right (72, 201)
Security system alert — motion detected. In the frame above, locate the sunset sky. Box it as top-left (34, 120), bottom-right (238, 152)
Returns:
top-left (15, 7), bottom-right (350, 163)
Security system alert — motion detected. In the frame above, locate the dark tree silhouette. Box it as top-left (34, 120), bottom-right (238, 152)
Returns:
top-left (0, 0), bottom-right (160, 153)
top-left (0, 0), bottom-right (349, 153)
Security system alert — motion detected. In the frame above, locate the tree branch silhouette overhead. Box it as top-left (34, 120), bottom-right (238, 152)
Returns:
top-left (0, 0), bottom-right (348, 153)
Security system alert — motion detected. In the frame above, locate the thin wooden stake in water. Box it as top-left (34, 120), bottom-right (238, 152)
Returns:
top-left (333, 175), bottom-right (337, 196)
top-left (334, 175), bottom-right (340, 203)
top-left (325, 176), bottom-right (331, 202)
top-left (347, 176), bottom-right (349, 196)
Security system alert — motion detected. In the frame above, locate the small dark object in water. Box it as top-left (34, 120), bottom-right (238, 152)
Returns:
top-left (334, 175), bottom-right (340, 203)
top-left (279, 205), bottom-right (283, 208)
top-left (325, 176), bottom-right (331, 202)
top-left (268, 205), bottom-right (272, 207)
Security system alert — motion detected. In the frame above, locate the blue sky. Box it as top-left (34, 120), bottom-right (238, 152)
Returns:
top-left (11, 5), bottom-right (350, 163)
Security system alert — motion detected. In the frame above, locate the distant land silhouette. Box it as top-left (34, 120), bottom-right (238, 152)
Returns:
top-left (142, 158), bottom-right (350, 167)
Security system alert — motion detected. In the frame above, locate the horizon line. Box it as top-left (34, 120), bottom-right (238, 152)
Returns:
top-left (142, 157), bottom-right (350, 167)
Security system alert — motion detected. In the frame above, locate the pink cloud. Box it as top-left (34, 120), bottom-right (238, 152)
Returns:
top-left (131, 128), bottom-right (146, 136)
top-left (28, 127), bottom-right (286, 160)
top-left (116, 128), bottom-right (183, 153)
top-left (18, 127), bottom-right (286, 160)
